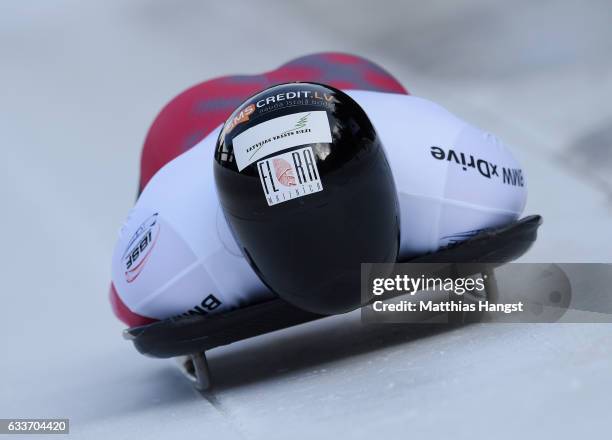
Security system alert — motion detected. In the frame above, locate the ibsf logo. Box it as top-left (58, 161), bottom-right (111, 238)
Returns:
top-left (122, 213), bottom-right (160, 283)
top-left (257, 146), bottom-right (323, 206)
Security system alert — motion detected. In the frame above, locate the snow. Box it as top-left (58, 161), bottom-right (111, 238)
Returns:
top-left (1, 1), bottom-right (611, 438)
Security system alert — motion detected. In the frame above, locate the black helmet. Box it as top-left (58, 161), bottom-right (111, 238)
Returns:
top-left (214, 82), bottom-right (399, 314)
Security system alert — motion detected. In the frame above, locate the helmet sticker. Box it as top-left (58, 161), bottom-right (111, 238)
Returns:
top-left (257, 146), bottom-right (323, 206)
top-left (220, 103), bottom-right (255, 138)
top-left (232, 110), bottom-right (332, 171)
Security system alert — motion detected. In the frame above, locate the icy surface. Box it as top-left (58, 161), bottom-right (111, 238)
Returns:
top-left (1, 1), bottom-right (611, 438)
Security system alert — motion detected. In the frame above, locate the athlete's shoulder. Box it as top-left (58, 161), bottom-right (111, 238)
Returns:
top-left (139, 53), bottom-right (407, 191)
